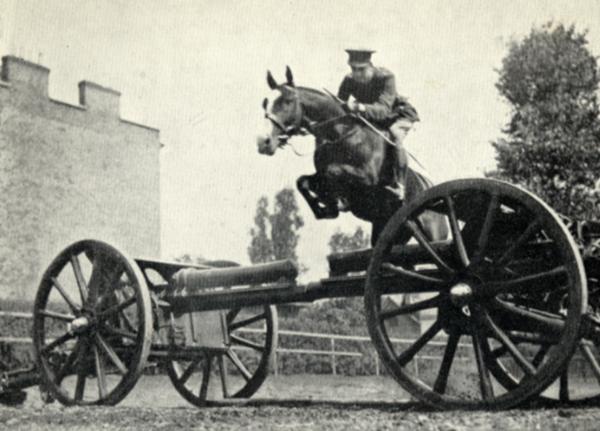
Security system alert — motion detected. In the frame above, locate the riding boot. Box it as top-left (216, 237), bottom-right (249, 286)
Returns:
top-left (386, 119), bottom-right (412, 201)
top-left (385, 140), bottom-right (408, 201)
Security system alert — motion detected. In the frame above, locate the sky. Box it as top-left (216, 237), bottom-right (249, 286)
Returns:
top-left (1, 0), bottom-right (599, 282)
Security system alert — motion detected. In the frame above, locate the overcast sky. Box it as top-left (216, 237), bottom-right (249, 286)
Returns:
top-left (2, 0), bottom-right (599, 281)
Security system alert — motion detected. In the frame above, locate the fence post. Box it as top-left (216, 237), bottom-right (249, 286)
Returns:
top-left (331, 338), bottom-right (336, 375)
top-left (273, 350), bottom-right (278, 376)
top-left (375, 353), bottom-right (379, 376)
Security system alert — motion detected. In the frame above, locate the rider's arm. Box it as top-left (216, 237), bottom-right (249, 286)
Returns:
top-left (337, 76), bottom-right (352, 101)
top-left (361, 72), bottom-right (398, 122)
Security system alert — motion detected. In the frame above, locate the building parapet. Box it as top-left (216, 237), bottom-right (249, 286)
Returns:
top-left (78, 80), bottom-right (121, 116)
top-left (1, 55), bottom-right (129, 119)
top-left (1, 55), bottom-right (49, 96)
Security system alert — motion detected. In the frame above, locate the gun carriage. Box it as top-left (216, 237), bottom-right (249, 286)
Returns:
top-left (2, 178), bottom-right (600, 410)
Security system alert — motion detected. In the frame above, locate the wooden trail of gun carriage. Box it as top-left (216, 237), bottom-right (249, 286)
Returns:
top-left (2, 178), bottom-right (600, 410)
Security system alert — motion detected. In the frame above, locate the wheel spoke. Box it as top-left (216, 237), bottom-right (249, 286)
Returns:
top-left (580, 342), bottom-right (600, 385)
top-left (178, 358), bottom-right (202, 385)
top-left (381, 263), bottom-right (445, 285)
top-left (445, 195), bottom-right (469, 268)
top-left (43, 332), bottom-right (76, 353)
top-left (101, 324), bottom-right (137, 341)
top-left (93, 344), bottom-right (107, 399)
top-left (491, 299), bottom-right (565, 337)
top-left (559, 371), bottom-right (569, 402)
top-left (433, 330), bottom-right (460, 394)
top-left (472, 193), bottom-right (499, 265)
top-left (406, 220), bottom-right (455, 275)
top-left (96, 295), bottom-right (136, 320)
top-left (478, 307), bottom-right (536, 376)
top-left (228, 313), bottom-right (267, 331)
top-left (95, 333), bottom-right (128, 375)
top-left (198, 357), bottom-right (212, 401)
top-left (378, 294), bottom-right (442, 322)
top-left (485, 266), bottom-right (568, 296)
top-left (471, 321), bottom-right (494, 401)
top-left (230, 334), bottom-right (265, 352)
top-left (226, 349), bottom-right (253, 381)
top-left (38, 309), bottom-right (76, 322)
top-left (51, 277), bottom-right (81, 313)
top-left (396, 319), bottom-right (442, 367)
top-left (55, 341), bottom-right (84, 383)
top-left (496, 217), bottom-right (542, 266)
top-left (532, 344), bottom-right (550, 367)
top-left (74, 341), bottom-right (89, 401)
top-left (218, 355), bottom-right (229, 398)
top-left (226, 308), bottom-right (242, 324)
top-left (71, 254), bottom-right (89, 303)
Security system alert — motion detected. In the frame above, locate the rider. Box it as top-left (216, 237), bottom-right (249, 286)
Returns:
top-left (337, 49), bottom-right (419, 201)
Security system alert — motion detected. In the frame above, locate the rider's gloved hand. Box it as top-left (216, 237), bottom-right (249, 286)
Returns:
top-left (345, 99), bottom-right (366, 114)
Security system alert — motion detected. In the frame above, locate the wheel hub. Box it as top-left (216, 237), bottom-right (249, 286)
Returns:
top-left (71, 316), bottom-right (90, 333)
top-left (449, 282), bottom-right (473, 308)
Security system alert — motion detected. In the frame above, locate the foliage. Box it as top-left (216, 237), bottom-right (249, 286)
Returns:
top-left (248, 188), bottom-right (304, 264)
top-left (275, 226), bottom-right (375, 375)
top-left (328, 226), bottom-right (371, 254)
top-left (489, 22), bottom-right (600, 218)
top-left (173, 253), bottom-right (207, 265)
top-left (278, 298), bottom-right (377, 376)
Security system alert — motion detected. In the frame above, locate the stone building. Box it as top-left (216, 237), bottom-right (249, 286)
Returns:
top-left (0, 56), bottom-right (161, 299)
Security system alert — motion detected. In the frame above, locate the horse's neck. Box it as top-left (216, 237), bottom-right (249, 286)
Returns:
top-left (299, 89), bottom-right (350, 142)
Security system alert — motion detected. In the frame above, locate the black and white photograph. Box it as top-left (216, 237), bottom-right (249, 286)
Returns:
top-left (1, 1), bottom-right (600, 429)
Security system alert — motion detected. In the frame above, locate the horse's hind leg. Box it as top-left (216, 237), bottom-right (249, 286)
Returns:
top-left (296, 175), bottom-right (339, 219)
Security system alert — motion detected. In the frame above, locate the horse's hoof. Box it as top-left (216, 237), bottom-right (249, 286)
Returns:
top-left (385, 185), bottom-right (405, 201)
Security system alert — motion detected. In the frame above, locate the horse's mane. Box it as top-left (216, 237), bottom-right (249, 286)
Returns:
top-left (297, 86), bottom-right (327, 97)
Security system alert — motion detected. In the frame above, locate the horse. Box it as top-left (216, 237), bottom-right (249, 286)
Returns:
top-left (256, 67), bottom-right (448, 245)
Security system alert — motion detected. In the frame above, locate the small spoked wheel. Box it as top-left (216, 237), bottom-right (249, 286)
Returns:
top-left (365, 179), bottom-right (587, 410)
top-left (33, 240), bottom-right (153, 406)
top-left (166, 305), bottom-right (278, 406)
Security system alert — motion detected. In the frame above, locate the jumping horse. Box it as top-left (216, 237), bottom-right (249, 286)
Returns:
top-left (256, 67), bottom-right (448, 244)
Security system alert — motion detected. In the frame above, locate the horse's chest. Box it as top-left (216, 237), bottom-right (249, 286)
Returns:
top-left (313, 144), bottom-right (384, 187)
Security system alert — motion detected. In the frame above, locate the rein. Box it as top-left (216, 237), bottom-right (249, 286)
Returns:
top-left (263, 94), bottom-right (353, 152)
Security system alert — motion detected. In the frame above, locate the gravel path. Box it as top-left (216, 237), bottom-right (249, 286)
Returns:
top-left (2, 375), bottom-right (600, 430)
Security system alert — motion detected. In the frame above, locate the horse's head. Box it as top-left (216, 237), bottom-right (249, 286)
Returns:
top-left (257, 67), bottom-right (305, 156)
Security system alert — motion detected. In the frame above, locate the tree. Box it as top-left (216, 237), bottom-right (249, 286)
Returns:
top-left (174, 253), bottom-right (207, 265)
top-left (489, 22), bottom-right (600, 218)
top-left (328, 226), bottom-right (371, 254)
top-left (248, 188), bottom-right (304, 264)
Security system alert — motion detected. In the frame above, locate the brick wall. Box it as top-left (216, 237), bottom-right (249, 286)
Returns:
top-left (0, 56), bottom-right (161, 299)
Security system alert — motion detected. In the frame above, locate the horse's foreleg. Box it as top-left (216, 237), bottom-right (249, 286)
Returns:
top-left (296, 175), bottom-right (339, 219)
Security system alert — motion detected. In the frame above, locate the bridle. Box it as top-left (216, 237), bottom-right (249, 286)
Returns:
top-left (262, 90), bottom-right (351, 150)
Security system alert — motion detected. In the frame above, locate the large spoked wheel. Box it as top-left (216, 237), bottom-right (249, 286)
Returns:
top-left (365, 179), bottom-right (587, 410)
top-left (33, 240), bottom-right (153, 406)
top-left (166, 305), bottom-right (278, 406)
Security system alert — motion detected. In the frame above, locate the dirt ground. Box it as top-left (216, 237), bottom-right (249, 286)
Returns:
top-left (2, 374), bottom-right (600, 430)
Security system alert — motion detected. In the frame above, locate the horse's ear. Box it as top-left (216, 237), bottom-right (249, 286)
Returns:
top-left (267, 71), bottom-right (278, 90)
top-left (285, 66), bottom-right (295, 87)
top-left (262, 98), bottom-right (268, 111)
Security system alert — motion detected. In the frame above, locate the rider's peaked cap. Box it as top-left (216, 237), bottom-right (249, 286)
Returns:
top-left (346, 49), bottom-right (375, 66)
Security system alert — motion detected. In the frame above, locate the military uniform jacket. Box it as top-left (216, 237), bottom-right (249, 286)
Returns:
top-left (337, 67), bottom-right (418, 125)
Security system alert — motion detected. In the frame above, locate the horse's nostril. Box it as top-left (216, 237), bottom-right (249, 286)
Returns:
top-left (257, 136), bottom-right (272, 155)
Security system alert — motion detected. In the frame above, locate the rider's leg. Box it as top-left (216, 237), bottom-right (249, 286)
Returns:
top-left (387, 118), bottom-right (413, 200)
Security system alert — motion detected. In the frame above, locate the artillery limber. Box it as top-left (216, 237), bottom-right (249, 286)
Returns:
top-left (3, 179), bottom-right (600, 410)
